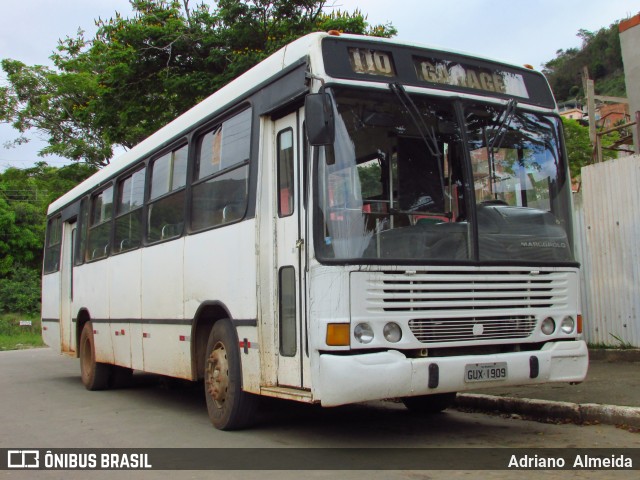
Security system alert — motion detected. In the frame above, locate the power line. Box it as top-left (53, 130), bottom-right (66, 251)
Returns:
top-left (0, 158), bottom-right (73, 164)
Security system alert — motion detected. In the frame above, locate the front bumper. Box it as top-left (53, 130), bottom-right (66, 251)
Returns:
top-left (317, 340), bottom-right (588, 406)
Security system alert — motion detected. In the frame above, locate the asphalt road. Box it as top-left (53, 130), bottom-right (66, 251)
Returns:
top-left (1, 348), bottom-right (638, 479)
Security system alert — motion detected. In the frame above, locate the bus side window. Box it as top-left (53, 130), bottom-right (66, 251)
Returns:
top-left (43, 216), bottom-right (62, 273)
top-left (147, 145), bottom-right (187, 243)
top-left (86, 186), bottom-right (114, 261)
top-left (277, 129), bottom-right (294, 217)
top-left (114, 167), bottom-right (145, 253)
top-left (190, 108), bottom-right (251, 231)
top-left (75, 198), bottom-right (89, 266)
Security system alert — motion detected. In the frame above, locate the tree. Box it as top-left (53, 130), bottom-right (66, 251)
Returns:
top-left (542, 20), bottom-right (625, 103)
top-left (561, 118), bottom-right (592, 179)
top-left (561, 118), bottom-right (619, 179)
top-left (0, 162), bottom-right (96, 313)
top-left (1, 0), bottom-right (396, 167)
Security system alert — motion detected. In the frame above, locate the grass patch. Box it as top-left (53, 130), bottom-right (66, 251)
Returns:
top-left (608, 333), bottom-right (636, 349)
top-left (588, 337), bottom-right (637, 350)
top-left (0, 313), bottom-right (45, 351)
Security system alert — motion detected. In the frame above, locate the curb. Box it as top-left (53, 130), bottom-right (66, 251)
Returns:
top-left (588, 348), bottom-right (640, 362)
top-left (455, 393), bottom-right (640, 428)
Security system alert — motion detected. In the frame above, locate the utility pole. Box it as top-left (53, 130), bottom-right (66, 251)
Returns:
top-left (582, 66), bottom-right (597, 147)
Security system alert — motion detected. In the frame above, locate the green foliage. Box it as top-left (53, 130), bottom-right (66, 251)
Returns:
top-left (594, 74), bottom-right (627, 98)
top-left (317, 9), bottom-right (397, 38)
top-left (543, 21), bottom-right (625, 102)
top-left (0, 313), bottom-right (43, 350)
top-left (0, 267), bottom-right (41, 315)
top-left (561, 118), bottom-right (592, 178)
top-left (562, 118), bottom-right (619, 178)
top-left (0, 162), bottom-right (96, 313)
top-left (0, 0), bottom-right (396, 167)
top-left (358, 162), bottom-right (383, 198)
top-left (608, 333), bottom-right (635, 349)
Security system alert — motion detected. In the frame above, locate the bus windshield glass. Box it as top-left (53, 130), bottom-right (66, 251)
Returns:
top-left (315, 87), bottom-right (573, 264)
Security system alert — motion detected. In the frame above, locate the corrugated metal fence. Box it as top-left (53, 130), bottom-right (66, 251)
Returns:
top-left (574, 155), bottom-right (640, 347)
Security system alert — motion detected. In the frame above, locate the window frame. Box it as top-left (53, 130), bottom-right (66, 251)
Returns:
top-left (74, 197), bottom-right (90, 266)
top-left (189, 107), bottom-right (252, 233)
top-left (146, 143), bottom-right (189, 244)
top-left (113, 166), bottom-right (147, 255)
top-left (277, 127), bottom-right (295, 218)
top-left (43, 215), bottom-right (62, 274)
top-left (278, 265), bottom-right (297, 357)
top-left (86, 184), bottom-right (115, 262)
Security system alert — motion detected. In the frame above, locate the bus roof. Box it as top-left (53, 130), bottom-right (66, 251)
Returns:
top-left (47, 32), bottom-right (550, 216)
top-left (47, 32), bottom-right (328, 215)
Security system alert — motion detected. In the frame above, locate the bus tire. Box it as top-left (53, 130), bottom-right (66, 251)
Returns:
top-left (401, 392), bottom-right (457, 414)
top-left (109, 365), bottom-right (133, 389)
top-left (79, 321), bottom-right (111, 391)
top-left (204, 319), bottom-right (258, 430)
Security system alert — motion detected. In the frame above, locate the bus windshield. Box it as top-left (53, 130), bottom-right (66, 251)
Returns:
top-left (315, 87), bottom-right (573, 264)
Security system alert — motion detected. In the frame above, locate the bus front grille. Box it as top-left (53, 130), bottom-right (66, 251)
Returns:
top-left (408, 316), bottom-right (537, 343)
top-left (349, 268), bottom-right (577, 345)
top-left (366, 269), bottom-right (569, 312)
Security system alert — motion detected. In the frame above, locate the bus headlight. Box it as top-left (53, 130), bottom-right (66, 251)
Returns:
top-left (383, 322), bottom-right (402, 343)
top-left (541, 317), bottom-right (556, 335)
top-left (354, 323), bottom-right (374, 344)
top-left (561, 316), bottom-right (575, 334)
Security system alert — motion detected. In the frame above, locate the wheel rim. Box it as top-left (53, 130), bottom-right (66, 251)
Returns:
top-left (206, 341), bottom-right (229, 409)
top-left (80, 333), bottom-right (92, 379)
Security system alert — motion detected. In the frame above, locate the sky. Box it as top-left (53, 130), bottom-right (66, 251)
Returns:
top-left (0, 0), bottom-right (638, 171)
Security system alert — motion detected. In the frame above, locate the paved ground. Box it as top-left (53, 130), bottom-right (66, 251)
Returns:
top-left (456, 350), bottom-right (640, 428)
top-left (1, 348), bottom-right (638, 479)
top-left (468, 358), bottom-right (640, 407)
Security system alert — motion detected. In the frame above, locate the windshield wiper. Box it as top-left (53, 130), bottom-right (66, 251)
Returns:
top-left (488, 98), bottom-right (517, 153)
top-left (389, 82), bottom-right (446, 202)
top-left (483, 99), bottom-right (518, 201)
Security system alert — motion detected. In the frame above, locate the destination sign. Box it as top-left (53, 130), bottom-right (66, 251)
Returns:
top-left (347, 48), bottom-right (396, 77)
top-left (322, 38), bottom-right (555, 108)
top-left (413, 57), bottom-right (530, 98)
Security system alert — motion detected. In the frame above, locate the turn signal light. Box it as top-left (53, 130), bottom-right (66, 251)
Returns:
top-left (326, 323), bottom-right (350, 346)
top-left (577, 314), bottom-right (583, 334)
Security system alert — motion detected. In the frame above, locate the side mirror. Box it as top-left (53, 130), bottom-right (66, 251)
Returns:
top-left (305, 93), bottom-right (335, 146)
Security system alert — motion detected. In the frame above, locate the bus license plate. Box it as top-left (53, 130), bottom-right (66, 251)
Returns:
top-left (464, 362), bottom-right (508, 383)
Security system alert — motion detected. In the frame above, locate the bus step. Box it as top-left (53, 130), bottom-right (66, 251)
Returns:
top-left (260, 386), bottom-right (314, 403)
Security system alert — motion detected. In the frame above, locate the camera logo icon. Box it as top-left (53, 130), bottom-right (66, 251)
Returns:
top-left (7, 450), bottom-right (40, 469)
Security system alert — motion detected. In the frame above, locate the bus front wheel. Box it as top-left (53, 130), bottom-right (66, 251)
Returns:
top-left (204, 319), bottom-right (258, 430)
top-left (401, 393), bottom-right (457, 414)
top-left (79, 321), bottom-right (111, 390)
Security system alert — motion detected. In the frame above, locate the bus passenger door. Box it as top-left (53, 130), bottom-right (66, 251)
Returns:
top-left (273, 112), bottom-right (309, 388)
top-left (60, 220), bottom-right (76, 354)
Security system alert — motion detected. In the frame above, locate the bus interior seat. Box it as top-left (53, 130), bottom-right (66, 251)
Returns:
top-left (91, 243), bottom-right (110, 260)
top-left (222, 203), bottom-right (244, 223)
top-left (161, 222), bottom-right (183, 239)
top-left (119, 238), bottom-right (141, 252)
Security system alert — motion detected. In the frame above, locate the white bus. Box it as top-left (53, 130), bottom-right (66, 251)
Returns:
top-left (41, 31), bottom-right (588, 430)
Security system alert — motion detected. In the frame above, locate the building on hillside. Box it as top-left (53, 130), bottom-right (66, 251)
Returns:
top-left (595, 102), bottom-right (630, 129)
top-left (619, 13), bottom-right (640, 151)
top-left (558, 100), bottom-right (585, 121)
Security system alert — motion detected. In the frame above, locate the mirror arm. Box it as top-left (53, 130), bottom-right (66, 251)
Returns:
top-left (305, 72), bottom-right (326, 92)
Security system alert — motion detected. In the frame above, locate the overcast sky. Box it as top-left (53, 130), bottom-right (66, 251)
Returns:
top-left (1, 0), bottom-right (637, 170)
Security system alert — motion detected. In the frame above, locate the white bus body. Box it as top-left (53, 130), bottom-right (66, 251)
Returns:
top-left (41, 32), bottom-right (588, 429)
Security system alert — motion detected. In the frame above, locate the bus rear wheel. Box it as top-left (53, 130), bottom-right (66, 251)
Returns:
top-left (204, 319), bottom-right (258, 430)
top-left (79, 321), bottom-right (111, 390)
top-left (401, 393), bottom-right (457, 414)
